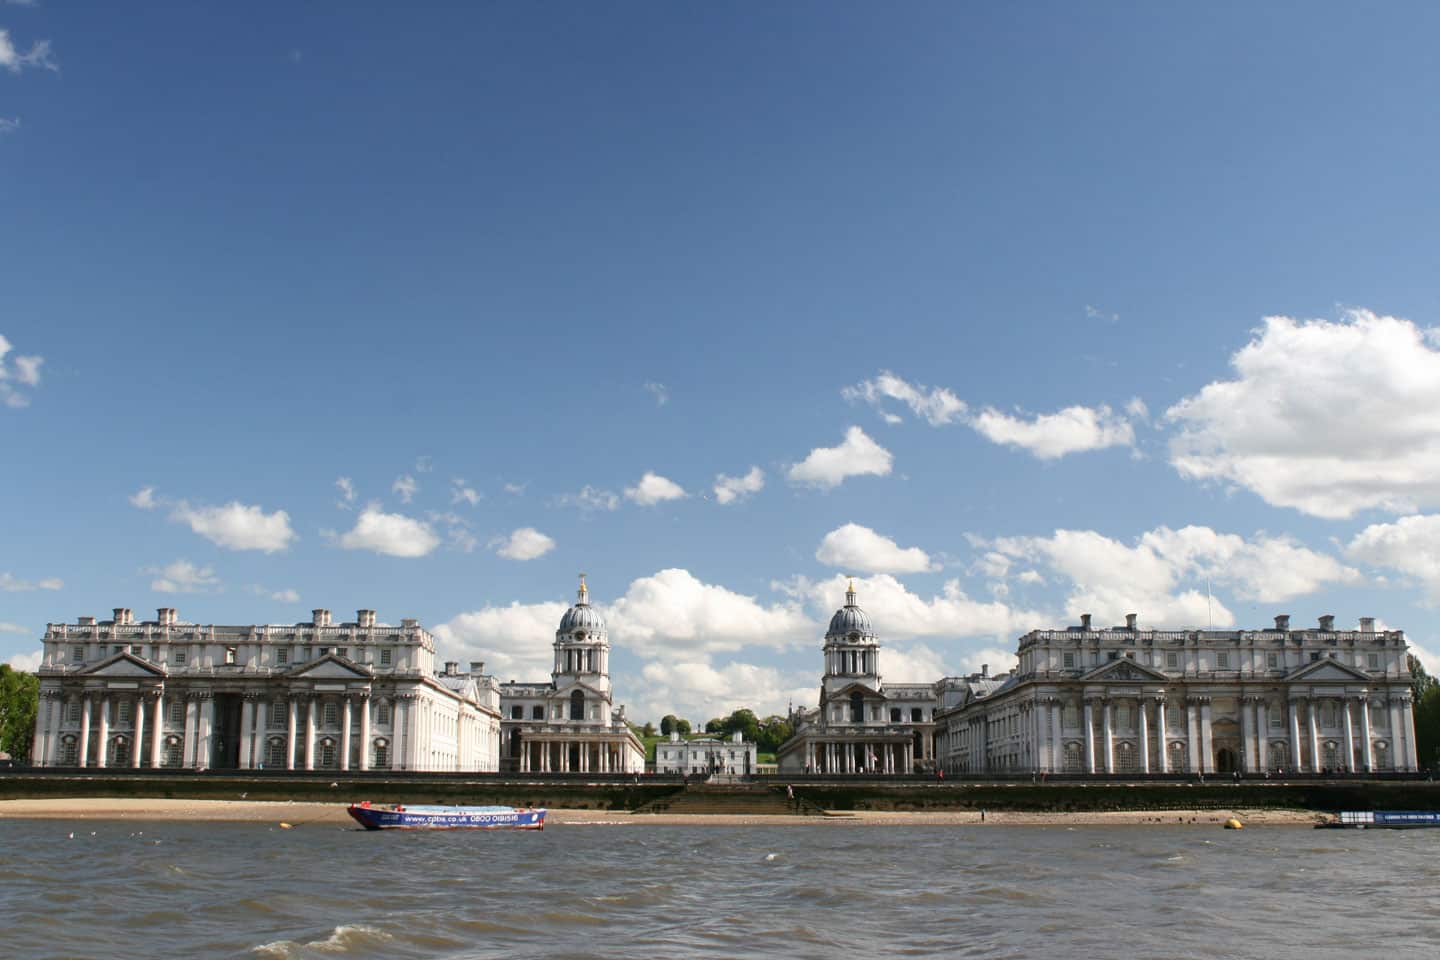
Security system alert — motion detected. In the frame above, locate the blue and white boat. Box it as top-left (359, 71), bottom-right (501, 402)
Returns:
top-left (1316, 810), bottom-right (1440, 830)
top-left (347, 803), bottom-right (546, 831)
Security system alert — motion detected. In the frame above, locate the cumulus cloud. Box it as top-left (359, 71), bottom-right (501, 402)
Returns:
top-left (1167, 309), bottom-right (1440, 518)
top-left (337, 506), bottom-right (439, 557)
top-left (171, 500), bottom-right (296, 553)
top-left (815, 523), bottom-right (936, 574)
top-left (428, 511), bottom-right (478, 553)
top-left (130, 486), bottom-right (159, 510)
top-left (629, 659), bottom-right (814, 723)
top-left (843, 371), bottom-right (967, 426)
top-left (0, 333), bottom-right (44, 408)
top-left (433, 600), bottom-right (573, 681)
top-left (146, 560), bottom-right (220, 594)
top-left (493, 527), bottom-right (556, 561)
top-left (625, 471), bottom-right (686, 506)
top-left (1346, 515), bottom-right (1440, 603)
top-left (0, 27), bottom-right (56, 74)
top-left (971, 404), bottom-right (1136, 459)
top-left (786, 573), bottom-right (1044, 643)
top-left (611, 569), bottom-right (814, 658)
top-left (451, 479), bottom-right (482, 507)
top-left (392, 474), bottom-right (417, 504)
top-left (643, 381), bottom-right (669, 406)
top-left (5, 648), bottom-right (42, 671)
top-left (556, 485), bottom-right (619, 511)
top-left (787, 426), bottom-right (893, 489)
top-left (0, 572), bottom-right (62, 592)
top-left (713, 466), bottom-right (764, 505)
top-left (503, 482), bottom-right (526, 496)
top-left (335, 477), bottom-right (356, 509)
top-left (989, 525), bottom-right (1358, 628)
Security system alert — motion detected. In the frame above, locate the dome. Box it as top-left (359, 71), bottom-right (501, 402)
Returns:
top-left (557, 575), bottom-right (607, 637)
top-left (825, 580), bottom-right (876, 640)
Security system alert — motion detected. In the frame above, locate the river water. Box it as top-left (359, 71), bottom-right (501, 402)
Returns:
top-left (2, 818), bottom-right (1436, 959)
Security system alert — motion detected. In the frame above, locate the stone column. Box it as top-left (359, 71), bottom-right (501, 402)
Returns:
top-left (1307, 700), bottom-right (1321, 773)
top-left (1402, 697), bottom-right (1419, 771)
top-left (132, 694), bottom-right (146, 769)
top-left (1387, 697), bottom-right (1403, 771)
top-left (1255, 700), bottom-right (1268, 772)
top-left (1102, 700), bottom-right (1115, 773)
top-left (1156, 698), bottom-right (1169, 773)
top-left (96, 695), bottom-right (111, 768)
top-left (1199, 699), bottom-right (1214, 774)
top-left (30, 693), bottom-right (50, 767)
top-left (1186, 700), bottom-right (1200, 773)
top-left (1289, 699), bottom-right (1303, 772)
top-left (238, 697), bottom-right (253, 769)
top-left (1049, 700), bottom-right (1062, 773)
top-left (1239, 697), bottom-right (1253, 772)
top-left (78, 694), bottom-right (92, 768)
top-left (340, 696), bottom-right (353, 772)
top-left (151, 692), bottom-right (165, 769)
top-left (287, 698), bottom-right (299, 770)
top-left (198, 696), bottom-right (215, 771)
top-left (1342, 699), bottom-right (1356, 773)
top-left (1361, 696), bottom-right (1374, 772)
top-left (304, 697), bottom-right (317, 771)
top-left (360, 696), bottom-right (372, 771)
top-left (1138, 697), bottom-right (1151, 774)
top-left (1083, 699), bottom-right (1096, 774)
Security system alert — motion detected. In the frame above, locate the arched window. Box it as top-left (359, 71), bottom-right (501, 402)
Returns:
top-left (109, 736), bottom-right (130, 767)
top-left (1269, 741), bottom-right (1289, 772)
top-left (1116, 742), bottom-right (1138, 773)
top-left (373, 739), bottom-right (390, 769)
top-left (850, 692), bottom-right (864, 723)
top-left (1063, 742), bottom-right (1084, 772)
top-left (890, 708), bottom-right (901, 722)
top-left (1374, 742), bottom-right (1390, 771)
top-left (164, 736), bottom-right (183, 768)
top-left (60, 735), bottom-right (78, 766)
top-left (320, 738), bottom-right (337, 768)
top-left (1322, 741), bottom-right (1340, 771)
top-left (570, 690), bottom-right (585, 721)
top-left (266, 738), bottom-right (286, 768)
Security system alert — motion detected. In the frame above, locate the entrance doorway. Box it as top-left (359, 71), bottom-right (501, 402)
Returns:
top-left (1215, 747), bottom-right (1239, 773)
top-left (211, 694), bottom-right (243, 769)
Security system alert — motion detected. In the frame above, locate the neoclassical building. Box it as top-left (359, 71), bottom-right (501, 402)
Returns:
top-left (498, 577), bottom-right (645, 774)
top-left (934, 614), bottom-right (1420, 775)
top-left (776, 582), bottom-right (938, 774)
top-left (655, 730), bottom-right (758, 776)
top-left (29, 607), bottom-right (502, 772)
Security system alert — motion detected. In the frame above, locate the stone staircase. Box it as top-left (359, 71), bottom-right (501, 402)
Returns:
top-left (634, 782), bottom-right (826, 816)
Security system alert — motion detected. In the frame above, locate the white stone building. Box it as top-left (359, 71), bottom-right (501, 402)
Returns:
top-left (776, 582), bottom-right (938, 774)
top-left (498, 577), bottom-right (645, 774)
top-left (29, 607), bottom-right (502, 772)
top-left (655, 730), bottom-right (758, 776)
top-left (934, 614), bottom-right (1421, 775)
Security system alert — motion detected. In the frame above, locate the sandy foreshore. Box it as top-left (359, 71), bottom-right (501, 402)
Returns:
top-left (0, 797), bottom-right (1327, 827)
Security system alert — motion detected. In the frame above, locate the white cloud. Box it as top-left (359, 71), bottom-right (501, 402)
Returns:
top-left (625, 471), bottom-right (686, 506)
top-left (0, 116), bottom-right (16, 135)
top-left (787, 573), bottom-right (1043, 642)
top-left (0, 623), bottom-right (29, 636)
top-left (0, 28), bottom-right (55, 74)
top-left (644, 381), bottom-right (669, 406)
top-left (787, 426), bottom-right (893, 489)
top-left (971, 404), bottom-right (1135, 459)
top-left (611, 569), bottom-right (814, 658)
top-left (337, 506), bottom-right (439, 558)
top-left (1085, 304), bottom-right (1120, 324)
top-left (503, 482), bottom-right (526, 496)
top-left (1125, 396), bottom-right (1149, 421)
top-left (815, 523), bottom-right (936, 574)
top-left (0, 572), bottom-right (62, 592)
top-left (1167, 309), bottom-right (1440, 518)
top-left (5, 648), bottom-right (42, 671)
top-left (146, 559), bottom-right (220, 594)
top-left (434, 600), bottom-right (573, 682)
top-left (171, 500), bottom-right (296, 553)
top-left (629, 659), bottom-right (814, 723)
top-left (989, 525), bottom-right (1358, 628)
top-left (843, 371), bottom-right (967, 426)
top-left (271, 588), bottom-right (300, 603)
top-left (392, 474), bottom-right (417, 504)
top-left (557, 485), bottom-right (619, 511)
top-left (414, 456), bottom-right (433, 474)
top-left (451, 478), bottom-right (482, 507)
top-left (0, 333), bottom-right (44, 408)
top-left (429, 511), bottom-right (479, 553)
top-left (130, 486), bottom-right (159, 510)
top-left (1017, 569), bottom-right (1045, 585)
top-left (493, 527), bottom-right (556, 561)
top-left (1346, 514), bottom-right (1440, 604)
top-left (335, 477), bottom-right (356, 509)
top-left (713, 466), bottom-right (764, 505)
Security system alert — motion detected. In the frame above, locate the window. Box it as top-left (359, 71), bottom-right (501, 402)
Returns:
top-left (170, 701), bottom-right (185, 724)
top-left (570, 690), bottom-right (585, 721)
top-left (130, 645), bottom-right (143, 656)
top-left (1063, 652), bottom-right (1076, 669)
top-left (511, 705), bottom-right (523, 719)
top-left (269, 702), bottom-right (286, 728)
top-left (532, 705), bottom-right (544, 720)
top-left (1367, 653), bottom-right (1380, 670)
top-left (112, 645), bottom-right (123, 655)
top-left (320, 739), bottom-right (337, 768)
top-left (1269, 705), bottom-right (1284, 728)
top-left (118, 701), bottom-right (132, 723)
top-left (71, 645), bottom-right (83, 663)
top-left (164, 737), bottom-right (183, 768)
top-left (1107, 651), bottom-right (1118, 661)
top-left (1217, 652), bottom-right (1230, 670)
top-left (149, 646), bottom-right (159, 661)
top-left (380, 648), bottom-right (392, 667)
top-left (68, 701), bottom-right (81, 722)
top-left (174, 649), bottom-right (187, 665)
top-left (224, 646), bottom-right (237, 665)
top-left (267, 738), bottom-right (286, 768)
top-left (911, 708), bottom-right (922, 722)
top-left (1116, 704), bottom-right (1130, 728)
top-left (890, 708), bottom-right (901, 722)
top-left (1310, 652), bottom-right (1321, 662)
top-left (1267, 652), bottom-right (1279, 669)
top-left (276, 648), bottom-right (289, 665)
top-left (324, 702), bottom-right (338, 726)
top-left (373, 740), bottom-right (390, 769)
top-left (60, 737), bottom-right (78, 766)
top-left (1062, 704), bottom-right (1079, 727)
top-left (1165, 651), bottom-right (1179, 670)
top-left (376, 702), bottom-right (391, 725)
top-left (336, 648), bottom-right (348, 660)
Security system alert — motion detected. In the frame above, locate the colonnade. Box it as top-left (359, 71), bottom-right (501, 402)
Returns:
top-left (801, 739), bottom-right (913, 774)
top-left (517, 738), bottom-right (632, 773)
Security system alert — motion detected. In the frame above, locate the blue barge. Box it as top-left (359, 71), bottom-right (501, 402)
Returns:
top-left (347, 803), bottom-right (546, 831)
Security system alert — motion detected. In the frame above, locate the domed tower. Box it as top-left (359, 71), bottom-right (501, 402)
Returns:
top-left (553, 574), bottom-right (612, 696)
top-left (822, 579), bottom-right (881, 696)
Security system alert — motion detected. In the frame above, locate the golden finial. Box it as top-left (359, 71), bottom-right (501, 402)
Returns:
top-left (578, 572), bottom-right (589, 603)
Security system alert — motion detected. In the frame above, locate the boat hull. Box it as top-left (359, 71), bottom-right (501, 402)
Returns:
top-left (1316, 810), bottom-right (1440, 830)
top-left (347, 804), bottom-right (546, 831)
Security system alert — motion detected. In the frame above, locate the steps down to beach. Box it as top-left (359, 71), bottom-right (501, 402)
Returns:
top-left (633, 782), bottom-right (825, 816)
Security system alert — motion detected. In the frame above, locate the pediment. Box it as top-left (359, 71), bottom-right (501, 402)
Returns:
top-left (1080, 658), bottom-right (1169, 683)
top-left (82, 652), bottom-right (166, 678)
top-left (1288, 658), bottom-right (1372, 683)
top-left (552, 679), bottom-right (605, 698)
top-left (288, 655), bottom-right (373, 680)
top-left (826, 681), bottom-right (883, 700)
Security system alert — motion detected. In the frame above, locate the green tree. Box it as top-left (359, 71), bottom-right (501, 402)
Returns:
top-left (1409, 655), bottom-right (1440, 770)
top-left (719, 708), bottom-right (762, 744)
top-left (660, 714), bottom-right (679, 736)
top-left (705, 717), bottom-right (724, 734)
top-left (641, 721), bottom-right (656, 738)
top-left (0, 664), bottom-right (39, 763)
top-left (758, 714), bottom-right (794, 753)
top-left (674, 718), bottom-right (692, 735)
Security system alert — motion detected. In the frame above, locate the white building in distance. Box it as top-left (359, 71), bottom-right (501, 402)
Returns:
top-left (776, 582), bottom-right (938, 774)
top-left (498, 576), bottom-right (645, 774)
top-left (29, 607), bottom-right (501, 772)
top-left (655, 730), bottom-right (758, 776)
top-left (934, 613), bottom-right (1420, 775)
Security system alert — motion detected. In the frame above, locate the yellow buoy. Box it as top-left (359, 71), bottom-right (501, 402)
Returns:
top-left (1223, 818), bottom-right (1244, 830)
top-left (279, 822), bottom-right (294, 829)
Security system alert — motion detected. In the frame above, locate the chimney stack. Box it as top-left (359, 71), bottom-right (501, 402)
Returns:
top-left (444, 661), bottom-right (458, 676)
top-left (312, 609), bottom-right (331, 627)
top-left (1274, 614), bottom-right (1290, 631)
top-left (357, 609), bottom-right (376, 628)
top-left (1080, 613), bottom-right (1092, 631)
top-left (981, 663), bottom-right (989, 677)
top-left (157, 608), bottom-right (177, 626)
top-left (1126, 613), bottom-right (1138, 631)
top-left (470, 661), bottom-right (485, 674)
top-left (113, 608), bottom-right (133, 625)
top-left (1360, 617), bottom-right (1375, 633)
top-left (1318, 614), bottom-right (1335, 631)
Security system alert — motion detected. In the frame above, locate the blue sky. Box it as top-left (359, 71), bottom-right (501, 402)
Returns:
top-left (5, 2), bottom-right (1440, 722)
